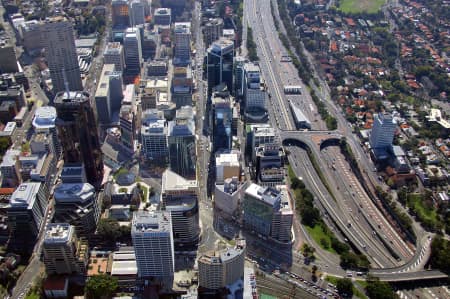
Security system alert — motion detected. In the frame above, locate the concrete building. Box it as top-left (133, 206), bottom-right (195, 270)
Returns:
top-left (146, 59), bottom-right (168, 77)
top-left (171, 66), bottom-right (193, 108)
top-left (32, 106), bottom-right (61, 159)
top-left (129, 0), bottom-right (145, 26)
top-left (104, 42), bottom-right (125, 72)
top-left (7, 182), bottom-right (48, 250)
top-left (255, 143), bottom-right (285, 186)
top-left (0, 149), bottom-right (21, 187)
top-left (41, 17), bottom-right (82, 93)
top-left (19, 20), bottom-right (44, 54)
top-left (203, 18), bottom-right (223, 47)
top-left (168, 106), bottom-right (196, 179)
top-left (154, 8), bottom-right (171, 25)
top-left (215, 152), bottom-right (240, 184)
top-left (161, 169), bottom-right (199, 246)
top-left (242, 183), bottom-right (292, 242)
top-left (53, 182), bottom-right (100, 239)
top-left (141, 113), bottom-right (168, 160)
top-left (123, 27), bottom-right (142, 75)
top-left (119, 104), bottom-right (136, 150)
top-left (111, 0), bottom-right (130, 28)
top-left (198, 239), bottom-right (246, 290)
top-left (173, 22), bottom-right (191, 65)
top-left (54, 91), bottom-right (104, 189)
top-left (234, 56), bottom-right (246, 98)
top-left (214, 178), bottom-right (246, 218)
top-left (43, 223), bottom-right (88, 275)
top-left (131, 211), bottom-right (175, 288)
top-left (249, 124), bottom-right (276, 162)
top-left (370, 112), bottom-right (397, 149)
top-left (207, 38), bottom-right (234, 94)
top-left (95, 64), bottom-right (115, 124)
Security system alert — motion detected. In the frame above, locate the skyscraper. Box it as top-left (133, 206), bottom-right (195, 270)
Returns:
top-left (207, 38), bottom-right (234, 94)
top-left (43, 223), bottom-right (88, 275)
top-left (124, 27), bottom-right (142, 75)
top-left (212, 91), bottom-right (233, 152)
top-left (369, 112), bottom-right (397, 149)
top-left (104, 42), bottom-right (125, 72)
top-left (168, 106), bottom-right (196, 179)
top-left (130, 0), bottom-right (145, 26)
top-left (131, 211), bottom-right (175, 288)
top-left (173, 22), bottom-right (191, 65)
top-left (203, 18), bottom-right (224, 48)
top-left (111, 0), bottom-right (130, 29)
top-left (54, 91), bottom-right (104, 189)
top-left (41, 17), bottom-right (82, 93)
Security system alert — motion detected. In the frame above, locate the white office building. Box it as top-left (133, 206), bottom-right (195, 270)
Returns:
top-left (131, 211), bottom-right (175, 288)
top-left (104, 42), bottom-right (125, 72)
top-left (369, 112), bottom-right (397, 149)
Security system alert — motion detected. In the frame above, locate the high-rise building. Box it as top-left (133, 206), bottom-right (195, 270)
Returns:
top-left (104, 42), bottom-right (125, 72)
top-left (215, 152), bottom-right (240, 184)
top-left (19, 20), bottom-right (44, 54)
top-left (95, 64), bottom-right (115, 124)
top-left (212, 91), bottom-right (233, 152)
top-left (141, 111), bottom-right (168, 160)
top-left (242, 183), bottom-right (292, 243)
top-left (41, 17), bottom-right (82, 93)
top-left (369, 112), bottom-right (397, 149)
top-left (32, 106), bottom-right (61, 160)
top-left (203, 18), bottom-right (224, 47)
top-left (53, 182), bottom-right (100, 238)
top-left (119, 104), bottom-right (136, 150)
top-left (171, 66), bottom-right (193, 108)
top-left (131, 211), bottom-right (175, 288)
top-left (249, 124), bottom-right (276, 162)
top-left (173, 22), bottom-right (191, 65)
top-left (214, 178), bottom-right (246, 218)
top-left (168, 106), bottom-right (196, 179)
top-left (43, 223), bottom-right (88, 275)
top-left (234, 56), bottom-right (246, 98)
top-left (111, 0), bottom-right (130, 29)
top-left (207, 38), bottom-right (234, 94)
top-left (256, 143), bottom-right (285, 187)
top-left (54, 91), bottom-right (104, 189)
top-left (123, 27), bottom-right (142, 75)
top-left (129, 0), bottom-right (145, 26)
top-left (0, 42), bottom-right (18, 73)
top-left (161, 169), bottom-right (199, 246)
top-left (198, 239), bottom-right (246, 291)
top-left (7, 182), bottom-right (48, 250)
top-left (243, 62), bottom-right (267, 122)
top-left (154, 8), bottom-right (171, 25)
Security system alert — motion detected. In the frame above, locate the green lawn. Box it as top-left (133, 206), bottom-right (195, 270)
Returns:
top-left (338, 0), bottom-right (386, 14)
top-left (25, 293), bottom-right (40, 299)
top-left (305, 224), bottom-right (337, 254)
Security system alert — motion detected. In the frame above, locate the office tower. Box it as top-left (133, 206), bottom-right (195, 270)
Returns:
top-left (53, 182), bottom-right (100, 238)
top-left (171, 66), bottom-right (193, 108)
top-left (104, 42), bottom-right (125, 72)
top-left (131, 211), bottom-right (175, 288)
top-left (19, 20), bottom-right (44, 54)
top-left (161, 169), bottom-right (199, 246)
top-left (95, 64), bottom-right (115, 124)
top-left (207, 38), bottom-right (234, 94)
top-left (212, 92), bottom-right (233, 152)
top-left (141, 111), bottom-right (168, 160)
top-left (124, 27), bottom-right (142, 75)
top-left (198, 239), bottom-right (246, 291)
top-left (111, 0), bottom-right (130, 29)
top-left (7, 182), bottom-right (48, 250)
top-left (32, 106), bottom-right (62, 160)
top-left (0, 149), bottom-right (21, 187)
top-left (243, 62), bottom-right (267, 122)
top-left (234, 56), bottom-right (246, 97)
top-left (60, 163), bottom-right (87, 183)
top-left (109, 72), bottom-right (124, 113)
top-left (41, 17), bottom-right (82, 93)
top-left (167, 106), bottom-right (196, 179)
top-left (54, 91), bottom-right (104, 189)
top-left (0, 42), bottom-right (18, 73)
top-left (154, 8), bottom-right (171, 25)
top-left (43, 223), bottom-right (88, 275)
top-left (248, 124), bottom-right (276, 162)
top-left (214, 177), bottom-right (246, 218)
top-left (215, 152), bottom-right (240, 184)
top-left (173, 22), bottom-right (191, 65)
top-left (370, 112), bottom-right (397, 149)
top-left (203, 18), bottom-right (224, 47)
top-left (130, 0), bottom-right (145, 26)
top-left (119, 104), bottom-right (136, 150)
top-left (242, 183), bottom-right (292, 243)
top-left (256, 143), bottom-right (285, 186)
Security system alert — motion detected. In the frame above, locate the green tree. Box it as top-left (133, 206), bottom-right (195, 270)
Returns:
top-left (336, 278), bottom-right (354, 298)
top-left (365, 276), bottom-right (397, 299)
top-left (85, 275), bottom-right (118, 299)
top-left (96, 218), bottom-right (120, 244)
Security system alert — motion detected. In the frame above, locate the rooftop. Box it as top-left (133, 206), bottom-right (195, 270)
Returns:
top-left (131, 210), bottom-right (171, 234)
top-left (32, 106), bottom-right (57, 130)
top-left (95, 64), bottom-right (115, 98)
top-left (9, 182), bottom-right (41, 208)
top-left (44, 223), bottom-right (73, 244)
top-left (216, 153), bottom-right (240, 167)
top-left (245, 183), bottom-right (281, 207)
top-left (162, 169), bottom-right (197, 192)
top-left (54, 183), bottom-right (95, 203)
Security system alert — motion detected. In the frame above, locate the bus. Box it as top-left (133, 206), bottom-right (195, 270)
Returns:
top-left (284, 85), bottom-right (302, 94)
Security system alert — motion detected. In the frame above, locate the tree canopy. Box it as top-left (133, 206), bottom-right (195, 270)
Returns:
top-left (336, 278), bottom-right (354, 298)
top-left (85, 275), bottom-right (118, 299)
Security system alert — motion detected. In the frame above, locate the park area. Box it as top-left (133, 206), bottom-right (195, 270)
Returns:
top-left (338, 0), bottom-right (386, 14)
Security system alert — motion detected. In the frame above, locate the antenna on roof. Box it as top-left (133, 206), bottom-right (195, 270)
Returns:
top-left (62, 67), bottom-right (70, 98)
